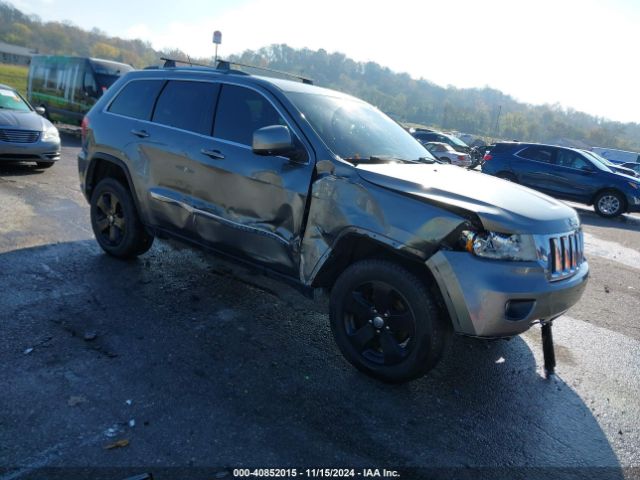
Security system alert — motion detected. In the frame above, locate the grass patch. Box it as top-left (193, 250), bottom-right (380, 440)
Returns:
top-left (0, 63), bottom-right (28, 95)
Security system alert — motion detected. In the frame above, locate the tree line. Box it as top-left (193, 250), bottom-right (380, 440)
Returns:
top-left (2, 1), bottom-right (639, 150)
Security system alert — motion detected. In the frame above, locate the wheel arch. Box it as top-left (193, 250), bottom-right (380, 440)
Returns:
top-left (85, 154), bottom-right (148, 224)
top-left (590, 187), bottom-right (627, 210)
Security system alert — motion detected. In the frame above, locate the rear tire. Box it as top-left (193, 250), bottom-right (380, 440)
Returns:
top-left (35, 161), bottom-right (55, 169)
top-left (594, 190), bottom-right (625, 217)
top-left (329, 259), bottom-right (450, 383)
top-left (90, 178), bottom-right (154, 258)
top-left (440, 157), bottom-right (451, 164)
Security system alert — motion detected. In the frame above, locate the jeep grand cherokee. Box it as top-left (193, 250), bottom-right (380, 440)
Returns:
top-left (78, 65), bottom-right (588, 382)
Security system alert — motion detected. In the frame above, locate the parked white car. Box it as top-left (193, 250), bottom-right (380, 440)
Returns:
top-left (423, 142), bottom-right (472, 167)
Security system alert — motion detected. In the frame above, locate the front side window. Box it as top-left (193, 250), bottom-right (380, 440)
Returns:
top-left (556, 150), bottom-right (592, 170)
top-left (108, 80), bottom-right (165, 121)
top-left (213, 84), bottom-right (285, 146)
top-left (153, 81), bottom-right (219, 136)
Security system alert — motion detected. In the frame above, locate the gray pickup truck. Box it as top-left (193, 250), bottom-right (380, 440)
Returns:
top-left (78, 63), bottom-right (589, 382)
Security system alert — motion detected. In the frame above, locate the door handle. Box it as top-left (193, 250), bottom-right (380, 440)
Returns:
top-left (201, 148), bottom-right (225, 160)
top-left (131, 129), bottom-right (150, 138)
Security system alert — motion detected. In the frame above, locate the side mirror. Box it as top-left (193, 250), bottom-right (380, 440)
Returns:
top-left (580, 165), bottom-right (594, 172)
top-left (35, 106), bottom-right (45, 116)
top-left (252, 125), bottom-right (296, 157)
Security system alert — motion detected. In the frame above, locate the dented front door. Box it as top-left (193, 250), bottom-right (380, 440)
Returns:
top-left (190, 83), bottom-right (314, 274)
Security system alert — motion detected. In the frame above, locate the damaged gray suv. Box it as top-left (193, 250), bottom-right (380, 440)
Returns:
top-left (78, 63), bottom-right (589, 382)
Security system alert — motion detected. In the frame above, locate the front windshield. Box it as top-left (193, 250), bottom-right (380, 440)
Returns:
top-left (286, 91), bottom-right (434, 162)
top-left (0, 87), bottom-right (31, 112)
top-left (582, 151), bottom-right (614, 172)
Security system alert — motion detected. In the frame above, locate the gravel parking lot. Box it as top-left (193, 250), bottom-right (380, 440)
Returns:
top-left (1, 135), bottom-right (639, 480)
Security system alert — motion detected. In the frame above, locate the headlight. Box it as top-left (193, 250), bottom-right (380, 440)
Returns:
top-left (43, 126), bottom-right (59, 141)
top-left (460, 230), bottom-right (538, 261)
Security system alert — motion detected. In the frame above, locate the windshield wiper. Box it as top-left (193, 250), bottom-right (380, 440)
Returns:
top-left (343, 155), bottom-right (416, 165)
top-left (417, 156), bottom-right (436, 164)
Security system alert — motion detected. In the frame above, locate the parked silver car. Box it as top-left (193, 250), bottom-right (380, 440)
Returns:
top-left (423, 141), bottom-right (472, 167)
top-left (0, 83), bottom-right (60, 168)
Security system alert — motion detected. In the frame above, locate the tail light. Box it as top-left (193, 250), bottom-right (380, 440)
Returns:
top-left (81, 116), bottom-right (89, 143)
top-left (483, 153), bottom-right (492, 161)
top-left (458, 155), bottom-right (466, 161)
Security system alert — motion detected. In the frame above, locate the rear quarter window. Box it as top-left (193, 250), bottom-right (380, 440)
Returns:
top-left (517, 146), bottom-right (555, 163)
top-left (108, 79), bottom-right (165, 121)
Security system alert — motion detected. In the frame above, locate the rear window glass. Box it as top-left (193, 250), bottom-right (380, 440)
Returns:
top-left (108, 80), bottom-right (164, 120)
top-left (152, 81), bottom-right (219, 136)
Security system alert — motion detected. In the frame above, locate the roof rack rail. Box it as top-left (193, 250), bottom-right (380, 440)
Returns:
top-left (160, 57), bottom-right (213, 69)
top-left (216, 60), bottom-right (314, 85)
top-left (157, 57), bottom-right (313, 85)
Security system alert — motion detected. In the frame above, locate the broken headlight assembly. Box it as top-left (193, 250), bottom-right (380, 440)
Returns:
top-left (459, 230), bottom-right (538, 261)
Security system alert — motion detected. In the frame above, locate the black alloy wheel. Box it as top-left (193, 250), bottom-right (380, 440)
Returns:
top-left (330, 259), bottom-right (450, 383)
top-left (342, 280), bottom-right (416, 366)
top-left (90, 178), bottom-right (153, 258)
top-left (94, 190), bottom-right (126, 247)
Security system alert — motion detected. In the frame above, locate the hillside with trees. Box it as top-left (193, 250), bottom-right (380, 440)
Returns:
top-left (229, 45), bottom-right (640, 150)
top-left (2, 1), bottom-right (639, 150)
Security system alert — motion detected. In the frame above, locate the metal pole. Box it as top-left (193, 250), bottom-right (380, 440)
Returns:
top-left (494, 105), bottom-right (502, 137)
top-left (214, 44), bottom-right (218, 64)
top-left (541, 321), bottom-right (556, 377)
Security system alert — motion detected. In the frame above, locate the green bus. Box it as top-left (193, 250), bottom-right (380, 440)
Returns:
top-left (27, 55), bottom-right (133, 125)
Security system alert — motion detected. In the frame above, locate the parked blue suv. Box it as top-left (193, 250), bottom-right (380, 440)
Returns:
top-left (482, 142), bottom-right (640, 217)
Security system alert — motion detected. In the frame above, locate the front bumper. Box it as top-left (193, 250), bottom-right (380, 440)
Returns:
top-left (426, 251), bottom-right (589, 337)
top-left (0, 139), bottom-right (61, 162)
top-left (625, 193), bottom-right (640, 212)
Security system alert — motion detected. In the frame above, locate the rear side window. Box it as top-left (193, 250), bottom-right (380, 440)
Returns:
top-left (152, 81), bottom-right (219, 136)
top-left (108, 80), bottom-right (164, 120)
top-left (517, 146), bottom-right (554, 163)
top-left (214, 84), bottom-right (285, 146)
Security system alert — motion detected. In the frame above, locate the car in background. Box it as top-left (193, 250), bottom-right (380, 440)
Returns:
top-left (581, 149), bottom-right (639, 178)
top-left (621, 162), bottom-right (640, 175)
top-left (482, 142), bottom-right (640, 217)
top-left (423, 141), bottom-right (472, 167)
top-left (411, 130), bottom-right (470, 153)
top-left (28, 56), bottom-right (134, 125)
top-left (0, 83), bottom-right (60, 168)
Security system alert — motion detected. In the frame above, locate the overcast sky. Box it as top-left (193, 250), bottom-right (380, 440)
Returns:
top-left (11, 0), bottom-right (640, 123)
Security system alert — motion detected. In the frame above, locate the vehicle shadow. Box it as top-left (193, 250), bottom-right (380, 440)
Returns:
top-left (0, 240), bottom-right (625, 480)
top-left (570, 203), bottom-right (640, 232)
top-left (0, 162), bottom-right (48, 176)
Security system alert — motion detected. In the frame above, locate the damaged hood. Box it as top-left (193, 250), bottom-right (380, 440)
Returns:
top-left (356, 163), bottom-right (580, 234)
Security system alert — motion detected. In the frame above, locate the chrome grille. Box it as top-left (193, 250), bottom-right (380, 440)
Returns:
top-left (549, 230), bottom-right (584, 281)
top-left (0, 129), bottom-right (40, 143)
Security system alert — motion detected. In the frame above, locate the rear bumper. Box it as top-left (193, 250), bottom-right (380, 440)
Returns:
top-left (426, 251), bottom-right (589, 337)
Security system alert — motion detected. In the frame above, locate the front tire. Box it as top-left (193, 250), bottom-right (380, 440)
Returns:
top-left (330, 259), bottom-right (450, 383)
top-left (594, 190), bottom-right (625, 217)
top-left (90, 178), bottom-right (154, 258)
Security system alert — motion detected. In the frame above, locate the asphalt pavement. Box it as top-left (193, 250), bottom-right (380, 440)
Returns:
top-left (1, 136), bottom-right (639, 480)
